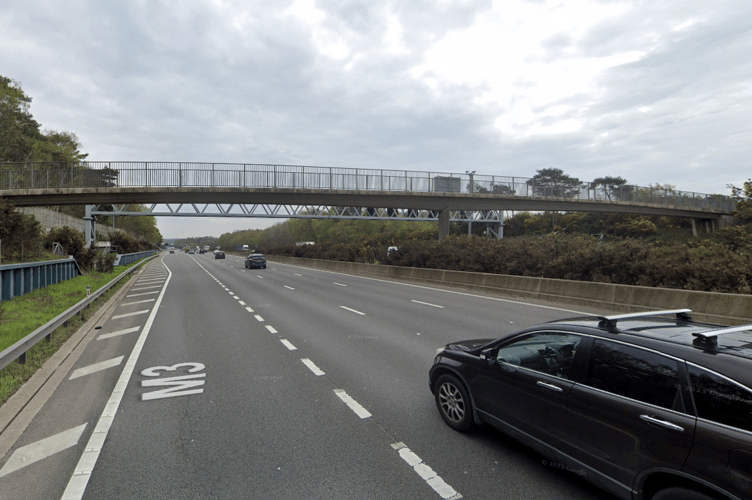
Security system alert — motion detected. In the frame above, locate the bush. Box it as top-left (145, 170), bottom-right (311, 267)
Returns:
top-left (94, 252), bottom-right (116, 273)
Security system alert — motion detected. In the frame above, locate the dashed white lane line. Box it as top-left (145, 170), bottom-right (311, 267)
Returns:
top-left (391, 443), bottom-right (462, 500)
top-left (245, 306), bottom-right (254, 313)
top-left (334, 389), bottom-right (371, 419)
top-left (294, 273), bottom-right (302, 276)
top-left (340, 306), bottom-right (365, 316)
top-left (111, 310), bottom-right (150, 320)
top-left (254, 315), bottom-right (264, 322)
top-left (0, 424), bottom-right (88, 478)
top-left (239, 301), bottom-right (246, 306)
top-left (98, 326), bottom-right (140, 340)
top-left (126, 290), bottom-right (160, 298)
top-left (69, 356), bottom-right (124, 380)
top-left (301, 358), bottom-right (325, 376)
top-left (257, 276), bottom-right (264, 279)
top-left (280, 339), bottom-right (297, 351)
top-left (121, 299), bottom-right (156, 307)
top-left (265, 325), bottom-right (278, 334)
top-left (411, 300), bottom-right (444, 309)
top-left (233, 295), bottom-right (240, 300)
top-left (284, 286), bottom-right (295, 290)
top-left (333, 282), bottom-right (347, 287)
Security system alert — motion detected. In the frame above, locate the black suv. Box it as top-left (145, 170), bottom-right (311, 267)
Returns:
top-left (429, 309), bottom-right (752, 500)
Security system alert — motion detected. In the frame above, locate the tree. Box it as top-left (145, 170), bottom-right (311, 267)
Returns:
top-left (729, 180), bottom-right (752, 222)
top-left (34, 129), bottom-right (88, 163)
top-left (0, 76), bottom-right (40, 163)
top-left (527, 168), bottom-right (582, 198)
top-left (590, 176), bottom-right (632, 201)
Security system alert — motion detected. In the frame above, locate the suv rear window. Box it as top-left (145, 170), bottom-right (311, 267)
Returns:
top-left (586, 340), bottom-right (683, 411)
top-left (688, 365), bottom-right (752, 433)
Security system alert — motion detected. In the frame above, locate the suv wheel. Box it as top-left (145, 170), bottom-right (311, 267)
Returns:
top-left (435, 374), bottom-right (473, 432)
top-left (652, 487), bottom-right (718, 500)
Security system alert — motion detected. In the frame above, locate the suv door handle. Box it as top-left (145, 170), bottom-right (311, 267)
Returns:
top-left (639, 415), bottom-right (684, 432)
top-left (536, 381), bottom-right (563, 393)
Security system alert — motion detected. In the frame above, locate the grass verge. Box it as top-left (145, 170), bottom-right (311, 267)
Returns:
top-left (0, 259), bottom-right (147, 406)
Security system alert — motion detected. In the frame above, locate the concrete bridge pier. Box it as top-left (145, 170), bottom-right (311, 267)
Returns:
top-left (84, 205), bottom-right (96, 248)
top-left (438, 209), bottom-right (450, 240)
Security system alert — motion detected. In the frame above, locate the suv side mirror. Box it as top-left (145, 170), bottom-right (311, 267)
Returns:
top-left (481, 349), bottom-right (495, 364)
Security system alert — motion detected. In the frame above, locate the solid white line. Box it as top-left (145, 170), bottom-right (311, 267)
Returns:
top-left (391, 442), bottom-right (462, 499)
top-left (0, 424), bottom-right (87, 478)
top-left (301, 358), bottom-right (325, 376)
top-left (334, 389), bottom-right (371, 419)
top-left (280, 339), bottom-right (297, 351)
top-left (245, 306), bottom-right (254, 313)
top-left (411, 300), bottom-right (444, 309)
top-left (265, 325), bottom-right (278, 334)
top-left (69, 356), bottom-right (124, 380)
top-left (98, 326), bottom-right (140, 340)
top-left (284, 286), bottom-right (295, 290)
top-left (126, 290), bottom-right (160, 298)
top-left (254, 315), bottom-right (264, 322)
top-left (340, 306), bottom-right (365, 316)
top-left (63, 260), bottom-right (172, 500)
top-left (121, 299), bottom-right (156, 306)
top-left (111, 310), bottom-right (150, 320)
top-left (333, 282), bottom-right (347, 286)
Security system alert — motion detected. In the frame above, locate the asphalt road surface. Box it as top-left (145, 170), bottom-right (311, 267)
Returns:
top-left (0, 252), bottom-right (617, 499)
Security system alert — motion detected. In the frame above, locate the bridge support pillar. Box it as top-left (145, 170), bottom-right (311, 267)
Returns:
top-left (438, 209), bottom-right (450, 240)
top-left (690, 219), bottom-right (698, 238)
top-left (84, 205), bottom-right (96, 248)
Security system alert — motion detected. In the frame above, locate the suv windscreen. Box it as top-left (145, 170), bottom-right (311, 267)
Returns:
top-left (688, 365), bottom-right (752, 433)
top-left (586, 340), bottom-right (686, 412)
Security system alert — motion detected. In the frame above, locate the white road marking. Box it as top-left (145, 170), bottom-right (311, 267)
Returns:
top-left (280, 339), bottom-right (297, 351)
top-left (111, 310), bottom-right (150, 320)
top-left (257, 276), bottom-right (264, 279)
top-left (233, 295), bottom-right (240, 300)
top-left (245, 306), bottom-right (254, 313)
top-left (254, 315), bottom-right (264, 322)
top-left (136, 278), bottom-right (164, 283)
top-left (266, 325), bottom-right (278, 334)
top-left (340, 306), bottom-right (365, 316)
top-left (0, 424), bottom-right (88, 478)
top-left (121, 299), bottom-right (156, 306)
top-left (130, 285), bottom-right (162, 291)
top-left (333, 282), bottom-right (347, 286)
top-left (411, 300), bottom-right (444, 309)
top-left (334, 389), bottom-right (371, 419)
top-left (239, 300), bottom-right (246, 305)
top-left (301, 358), bottom-right (325, 376)
top-left (63, 261), bottom-right (173, 500)
top-left (391, 442), bottom-right (462, 499)
top-left (98, 326), bottom-right (140, 340)
top-left (294, 273), bottom-right (302, 276)
top-left (69, 356), bottom-right (124, 380)
top-left (126, 290), bottom-right (160, 298)
top-left (284, 286), bottom-right (295, 290)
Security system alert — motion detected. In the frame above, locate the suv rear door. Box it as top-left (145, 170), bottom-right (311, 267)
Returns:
top-left (564, 339), bottom-right (696, 499)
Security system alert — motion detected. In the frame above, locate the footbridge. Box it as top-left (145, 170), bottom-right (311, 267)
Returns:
top-left (0, 162), bottom-right (735, 242)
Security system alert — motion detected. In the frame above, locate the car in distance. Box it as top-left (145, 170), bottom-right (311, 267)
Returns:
top-left (169, 248), bottom-right (174, 254)
top-left (429, 309), bottom-right (752, 500)
top-left (245, 254), bottom-right (266, 269)
top-left (214, 251), bottom-right (225, 259)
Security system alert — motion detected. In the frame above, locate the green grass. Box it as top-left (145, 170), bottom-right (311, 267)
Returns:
top-left (0, 258), bottom-right (149, 406)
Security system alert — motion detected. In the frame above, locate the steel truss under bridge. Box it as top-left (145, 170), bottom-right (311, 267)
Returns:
top-left (90, 204), bottom-right (505, 223)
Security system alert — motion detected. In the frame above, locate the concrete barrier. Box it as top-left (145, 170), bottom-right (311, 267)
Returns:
top-left (268, 256), bottom-right (752, 325)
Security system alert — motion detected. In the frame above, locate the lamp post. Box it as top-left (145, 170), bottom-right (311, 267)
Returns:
top-left (466, 171), bottom-right (476, 235)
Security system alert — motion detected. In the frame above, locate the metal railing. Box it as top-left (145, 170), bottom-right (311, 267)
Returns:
top-left (0, 257), bottom-right (82, 302)
top-left (0, 161), bottom-right (736, 212)
top-left (114, 250), bottom-right (157, 266)
top-left (0, 255), bottom-right (155, 370)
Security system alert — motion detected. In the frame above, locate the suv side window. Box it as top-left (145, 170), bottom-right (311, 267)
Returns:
top-left (586, 339), bottom-right (684, 411)
top-left (495, 332), bottom-right (582, 380)
top-left (688, 365), bottom-right (752, 433)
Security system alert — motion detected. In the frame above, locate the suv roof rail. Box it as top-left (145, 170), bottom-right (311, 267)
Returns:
top-left (598, 309), bottom-right (693, 329)
top-left (692, 324), bottom-right (752, 347)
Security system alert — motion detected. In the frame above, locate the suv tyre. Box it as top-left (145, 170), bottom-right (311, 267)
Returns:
top-left (435, 374), bottom-right (473, 432)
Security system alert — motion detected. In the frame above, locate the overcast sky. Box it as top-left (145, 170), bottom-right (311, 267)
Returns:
top-left (2, 0), bottom-right (751, 238)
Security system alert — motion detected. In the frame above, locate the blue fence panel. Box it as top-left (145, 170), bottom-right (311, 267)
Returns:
top-left (0, 258), bottom-right (83, 302)
top-left (113, 250), bottom-right (157, 266)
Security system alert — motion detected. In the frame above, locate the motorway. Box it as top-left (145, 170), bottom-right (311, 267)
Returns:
top-left (0, 252), bottom-right (617, 499)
